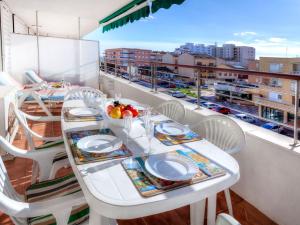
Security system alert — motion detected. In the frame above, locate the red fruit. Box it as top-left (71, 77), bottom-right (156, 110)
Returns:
top-left (107, 105), bottom-right (114, 114)
top-left (129, 107), bottom-right (139, 117)
top-left (122, 110), bottom-right (133, 118)
top-left (125, 104), bottom-right (133, 111)
top-left (119, 104), bottom-right (126, 112)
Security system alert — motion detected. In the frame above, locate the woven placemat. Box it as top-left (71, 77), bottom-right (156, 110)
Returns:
top-left (122, 149), bottom-right (226, 197)
top-left (63, 107), bottom-right (103, 122)
top-left (67, 128), bottom-right (132, 165)
top-left (154, 120), bottom-right (202, 146)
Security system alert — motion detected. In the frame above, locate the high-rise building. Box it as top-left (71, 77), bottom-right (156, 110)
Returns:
top-left (174, 43), bottom-right (255, 67)
top-left (234, 46), bottom-right (256, 67)
top-left (222, 44), bottom-right (235, 60)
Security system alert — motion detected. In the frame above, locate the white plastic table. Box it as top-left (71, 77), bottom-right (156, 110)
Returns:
top-left (61, 99), bottom-right (240, 225)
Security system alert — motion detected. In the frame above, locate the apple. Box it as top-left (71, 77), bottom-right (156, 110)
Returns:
top-left (122, 110), bottom-right (133, 118)
top-left (107, 105), bottom-right (114, 114)
top-left (130, 107), bottom-right (139, 117)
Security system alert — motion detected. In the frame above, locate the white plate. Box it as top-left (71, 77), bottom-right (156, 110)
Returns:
top-left (69, 107), bottom-right (99, 117)
top-left (145, 154), bottom-right (198, 181)
top-left (76, 135), bottom-right (122, 153)
top-left (156, 122), bottom-right (189, 136)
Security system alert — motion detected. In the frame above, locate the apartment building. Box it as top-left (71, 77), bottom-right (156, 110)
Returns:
top-left (162, 52), bottom-right (179, 72)
top-left (248, 57), bottom-right (300, 124)
top-left (216, 64), bottom-right (247, 81)
top-left (174, 43), bottom-right (255, 67)
top-left (105, 48), bottom-right (153, 67)
top-left (177, 53), bottom-right (216, 80)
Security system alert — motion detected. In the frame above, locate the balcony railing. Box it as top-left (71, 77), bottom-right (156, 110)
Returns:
top-left (101, 56), bottom-right (300, 145)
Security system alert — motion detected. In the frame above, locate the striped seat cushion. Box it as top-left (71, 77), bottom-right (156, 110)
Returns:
top-left (35, 140), bottom-right (64, 150)
top-left (26, 174), bottom-right (89, 225)
top-left (35, 140), bottom-right (68, 164)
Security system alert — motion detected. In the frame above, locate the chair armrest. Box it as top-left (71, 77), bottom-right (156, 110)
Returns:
top-left (0, 191), bottom-right (86, 218)
top-left (23, 112), bottom-right (61, 122)
top-left (0, 136), bottom-right (65, 160)
top-left (216, 213), bottom-right (241, 225)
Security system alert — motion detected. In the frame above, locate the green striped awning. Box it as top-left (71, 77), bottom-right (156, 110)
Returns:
top-left (100, 0), bottom-right (186, 33)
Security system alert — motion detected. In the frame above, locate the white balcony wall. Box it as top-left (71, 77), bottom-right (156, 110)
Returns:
top-left (101, 72), bottom-right (300, 225)
top-left (9, 33), bottom-right (99, 88)
top-left (0, 1), bottom-right (32, 72)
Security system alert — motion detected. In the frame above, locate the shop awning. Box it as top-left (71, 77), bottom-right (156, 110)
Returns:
top-left (100, 0), bottom-right (186, 33)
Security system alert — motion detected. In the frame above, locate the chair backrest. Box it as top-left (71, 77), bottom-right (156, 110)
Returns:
top-left (0, 72), bottom-right (23, 89)
top-left (192, 115), bottom-right (245, 154)
top-left (11, 103), bottom-right (35, 150)
top-left (25, 70), bottom-right (43, 84)
top-left (64, 87), bottom-right (104, 107)
top-left (0, 137), bottom-right (27, 224)
top-left (156, 100), bottom-right (186, 123)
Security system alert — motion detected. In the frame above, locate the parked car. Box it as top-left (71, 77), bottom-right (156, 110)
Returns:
top-left (200, 84), bottom-right (208, 89)
top-left (170, 90), bottom-right (186, 98)
top-left (175, 81), bottom-right (189, 88)
top-left (186, 99), bottom-right (206, 104)
top-left (261, 123), bottom-right (284, 133)
top-left (234, 113), bottom-right (256, 124)
top-left (202, 102), bottom-right (217, 109)
top-left (212, 106), bottom-right (231, 114)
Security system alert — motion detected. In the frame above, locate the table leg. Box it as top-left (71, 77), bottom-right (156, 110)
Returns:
top-left (190, 199), bottom-right (205, 225)
top-left (207, 194), bottom-right (217, 225)
top-left (89, 209), bottom-right (117, 225)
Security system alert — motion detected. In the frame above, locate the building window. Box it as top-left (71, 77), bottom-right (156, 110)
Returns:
top-left (270, 78), bottom-right (282, 87)
top-left (262, 106), bottom-right (284, 123)
top-left (269, 63), bottom-right (283, 73)
top-left (268, 92), bottom-right (283, 102)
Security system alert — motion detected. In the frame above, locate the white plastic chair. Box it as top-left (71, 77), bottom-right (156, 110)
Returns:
top-left (0, 154), bottom-right (88, 225)
top-left (0, 71), bottom-right (64, 116)
top-left (0, 135), bottom-right (67, 182)
top-left (155, 100), bottom-right (186, 122)
top-left (192, 115), bottom-right (246, 216)
top-left (64, 87), bottom-right (104, 101)
top-left (216, 213), bottom-right (241, 225)
top-left (11, 103), bottom-right (70, 182)
top-left (64, 87), bottom-right (105, 109)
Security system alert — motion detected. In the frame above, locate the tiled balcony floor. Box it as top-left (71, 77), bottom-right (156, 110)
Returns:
top-left (0, 106), bottom-right (277, 225)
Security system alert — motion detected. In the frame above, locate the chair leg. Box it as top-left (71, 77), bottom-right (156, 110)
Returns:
top-left (224, 188), bottom-right (233, 216)
top-left (31, 161), bottom-right (39, 184)
top-left (49, 159), bottom-right (70, 180)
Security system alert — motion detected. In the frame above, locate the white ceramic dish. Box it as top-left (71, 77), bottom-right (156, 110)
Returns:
top-left (69, 107), bottom-right (99, 117)
top-left (145, 154), bottom-right (198, 181)
top-left (76, 135), bottom-right (122, 153)
top-left (105, 101), bottom-right (138, 127)
top-left (156, 122), bottom-right (189, 136)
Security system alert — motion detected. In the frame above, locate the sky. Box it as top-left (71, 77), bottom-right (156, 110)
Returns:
top-left (85, 0), bottom-right (300, 58)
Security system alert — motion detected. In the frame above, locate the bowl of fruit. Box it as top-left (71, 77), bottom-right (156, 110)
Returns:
top-left (106, 100), bottom-right (139, 127)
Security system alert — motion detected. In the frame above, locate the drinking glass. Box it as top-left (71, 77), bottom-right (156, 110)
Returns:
top-left (115, 92), bottom-right (122, 102)
top-left (145, 120), bottom-right (154, 155)
top-left (142, 106), bottom-right (152, 127)
top-left (101, 94), bottom-right (107, 110)
top-left (124, 114), bottom-right (133, 146)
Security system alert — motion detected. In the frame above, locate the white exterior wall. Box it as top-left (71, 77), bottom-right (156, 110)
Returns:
top-left (222, 44), bottom-right (235, 59)
top-left (101, 73), bottom-right (300, 225)
top-left (0, 1), bottom-right (32, 73)
top-left (236, 46), bottom-right (256, 67)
